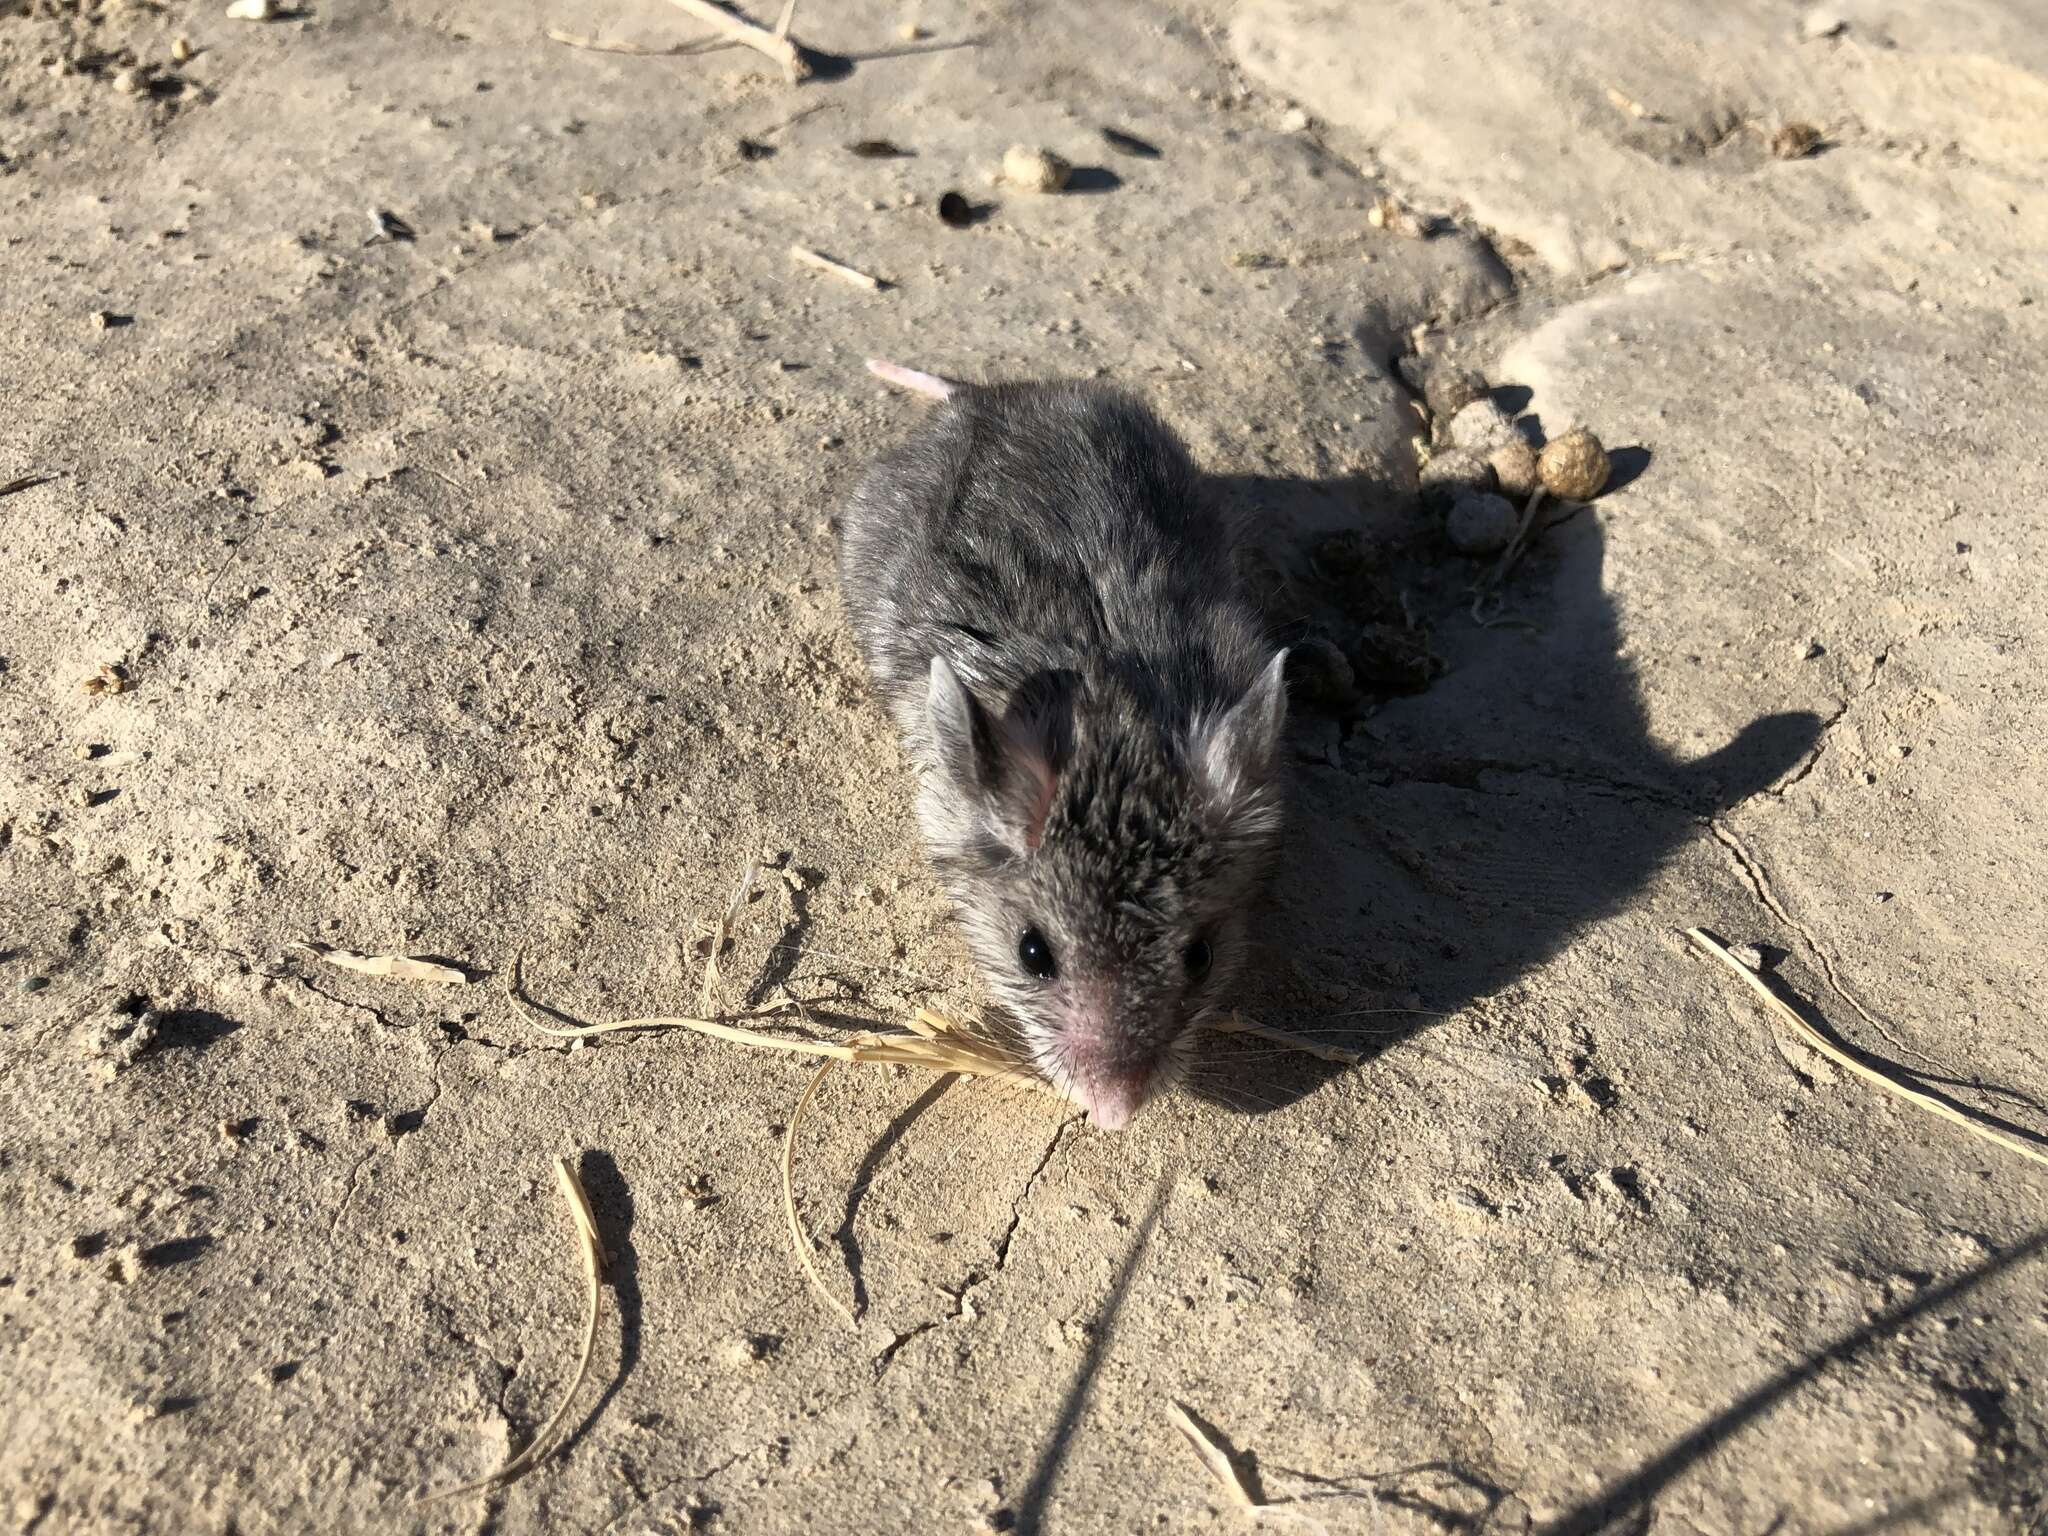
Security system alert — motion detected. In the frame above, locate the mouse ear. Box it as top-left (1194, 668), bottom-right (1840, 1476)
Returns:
top-left (927, 658), bottom-right (1064, 855)
top-left (1191, 650), bottom-right (1289, 825)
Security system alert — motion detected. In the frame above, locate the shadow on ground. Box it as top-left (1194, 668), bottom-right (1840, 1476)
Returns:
top-left (1539, 1227), bottom-right (2048, 1534)
top-left (1187, 468), bottom-right (1822, 1115)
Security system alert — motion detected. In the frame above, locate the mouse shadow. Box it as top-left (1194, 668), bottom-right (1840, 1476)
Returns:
top-left (1186, 466), bottom-right (1822, 1117)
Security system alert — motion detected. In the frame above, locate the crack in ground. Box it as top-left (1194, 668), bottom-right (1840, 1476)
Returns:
top-left (323, 1056), bottom-right (444, 1245)
top-left (593, 1387), bottom-right (869, 1535)
top-left (985, 1115), bottom-right (1082, 1281)
top-left (857, 1115), bottom-right (1081, 1390)
top-left (861, 1117), bottom-right (1082, 1388)
top-left (871, 1319), bottom-right (942, 1381)
top-left (1369, 753), bottom-right (1700, 811)
top-left (1758, 651), bottom-right (1890, 802)
top-left (285, 971), bottom-right (404, 1030)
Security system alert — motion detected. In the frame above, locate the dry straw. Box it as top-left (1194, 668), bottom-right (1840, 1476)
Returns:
top-left (510, 947), bottom-right (1355, 1325)
top-left (1166, 1401), bottom-right (1261, 1510)
top-left (1685, 927), bottom-right (2048, 1170)
top-left (297, 943), bottom-right (471, 985)
top-left (417, 1158), bottom-right (607, 1504)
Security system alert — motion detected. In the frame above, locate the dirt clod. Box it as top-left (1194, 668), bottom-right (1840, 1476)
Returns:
top-left (1445, 492), bottom-right (1519, 555)
top-left (1771, 120), bottom-right (1824, 159)
top-left (1001, 145), bottom-right (1071, 193)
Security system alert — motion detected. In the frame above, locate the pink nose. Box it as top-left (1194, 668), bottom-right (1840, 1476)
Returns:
top-left (1075, 1070), bottom-right (1150, 1132)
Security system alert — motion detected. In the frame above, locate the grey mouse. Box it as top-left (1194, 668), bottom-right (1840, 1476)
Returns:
top-left (837, 359), bottom-right (1289, 1130)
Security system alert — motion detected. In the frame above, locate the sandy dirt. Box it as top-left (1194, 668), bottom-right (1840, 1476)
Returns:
top-left (4, 0), bottom-right (2047, 1531)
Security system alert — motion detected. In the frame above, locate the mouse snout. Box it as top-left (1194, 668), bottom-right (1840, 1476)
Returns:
top-left (1054, 1014), bottom-right (1161, 1131)
top-left (1071, 1067), bottom-right (1153, 1132)
top-left (1037, 982), bottom-right (1170, 1130)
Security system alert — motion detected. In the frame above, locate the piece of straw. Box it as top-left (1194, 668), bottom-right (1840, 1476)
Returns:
top-left (1480, 486), bottom-right (1549, 592)
top-left (660, 0), bottom-right (811, 82)
top-left (511, 960), bottom-right (1035, 1080)
top-left (789, 245), bottom-right (884, 291)
top-left (784, 1056), bottom-right (857, 1326)
top-left (543, 26), bottom-right (735, 56)
top-left (1206, 1015), bottom-right (1364, 1065)
top-left (697, 858), bottom-right (759, 1014)
top-left (507, 940), bottom-right (1390, 1331)
top-left (1684, 928), bottom-right (2048, 1170)
top-left (1166, 1400), bottom-right (1260, 1510)
top-left (417, 1159), bottom-right (607, 1504)
top-left (298, 944), bottom-right (470, 985)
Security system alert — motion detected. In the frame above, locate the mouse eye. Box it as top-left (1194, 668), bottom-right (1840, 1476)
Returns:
top-left (1183, 937), bottom-right (1213, 981)
top-left (1018, 927), bottom-right (1058, 982)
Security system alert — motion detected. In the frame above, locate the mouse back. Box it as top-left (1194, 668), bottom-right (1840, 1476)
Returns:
top-left (836, 368), bottom-right (1288, 1130)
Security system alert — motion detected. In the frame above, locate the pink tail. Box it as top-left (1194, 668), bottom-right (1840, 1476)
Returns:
top-left (865, 358), bottom-right (957, 400)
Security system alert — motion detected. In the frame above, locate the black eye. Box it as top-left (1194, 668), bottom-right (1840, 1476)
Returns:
top-left (1183, 937), bottom-right (1213, 981)
top-left (1018, 927), bottom-right (1058, 981)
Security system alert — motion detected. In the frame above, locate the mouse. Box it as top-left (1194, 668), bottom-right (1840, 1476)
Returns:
top-left (837, 359), bottom-right (1290, 1130)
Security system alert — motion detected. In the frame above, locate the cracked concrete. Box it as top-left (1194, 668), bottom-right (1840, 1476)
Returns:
top-left (4, 0), bottom-right (2048, 1532)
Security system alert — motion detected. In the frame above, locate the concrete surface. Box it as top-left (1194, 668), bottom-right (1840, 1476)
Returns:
top-left (3, 0), bottom-right (2045, 1531)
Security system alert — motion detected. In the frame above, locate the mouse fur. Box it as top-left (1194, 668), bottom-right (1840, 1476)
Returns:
top-left (837, 367), bottom-right (1288, 1129)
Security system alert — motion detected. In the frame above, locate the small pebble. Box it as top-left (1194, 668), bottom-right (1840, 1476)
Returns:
top-left (1279, 107), bottom-right (1310, 133)
top-left (20, 976), bottom-right (51, 994)
top-left (1446, 398), bottom-right (1518, 454)
top-left (1488, 437), bottom-right (1539, 500)
top-left (1002, 144), bottom-right (1071, 194)
top-left (1367, 196), bottom-right (1427, 239)
top-left (1423, 366), bottom-right (1489, 425)
top-left (1799, 8), bottom-right (1845, 40)
top-left (898, 22), bottom-right (926, 40)
top-left (1771, 121), bottom-right (1823, 160)
top-left (1802, 639), bottom-right (1826, 660)
top-left (171, 35), bottom-right (193, 61)
top-left (1417, 446), bottom-right (1496, 511)
top-left (1445, 492), bottom-right (1519, 556)
top-left (112, 67), bottom-right (146, 95)
top-left (224, 0), bottom-right (276, 19)
top-left (90, 310), bottom-right (116, 331)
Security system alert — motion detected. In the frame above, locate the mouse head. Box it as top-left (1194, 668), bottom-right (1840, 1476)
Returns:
top-left (919, 654), bottom-right (1289, 1130)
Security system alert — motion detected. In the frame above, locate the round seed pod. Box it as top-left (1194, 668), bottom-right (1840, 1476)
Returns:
top-left (1447, 398), bottom-right (1517, 455)
top-left (1002, 145), bottom-right (1071, 193)
top-left (1445, 492), bottom-right (1519, 556)
top-left (1538, 427), bottom-right (1611, 501)
top-left (1423, 367), bottom-right (1489, 428)
top-left (1417, 446), bottom-right (1496, 512)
